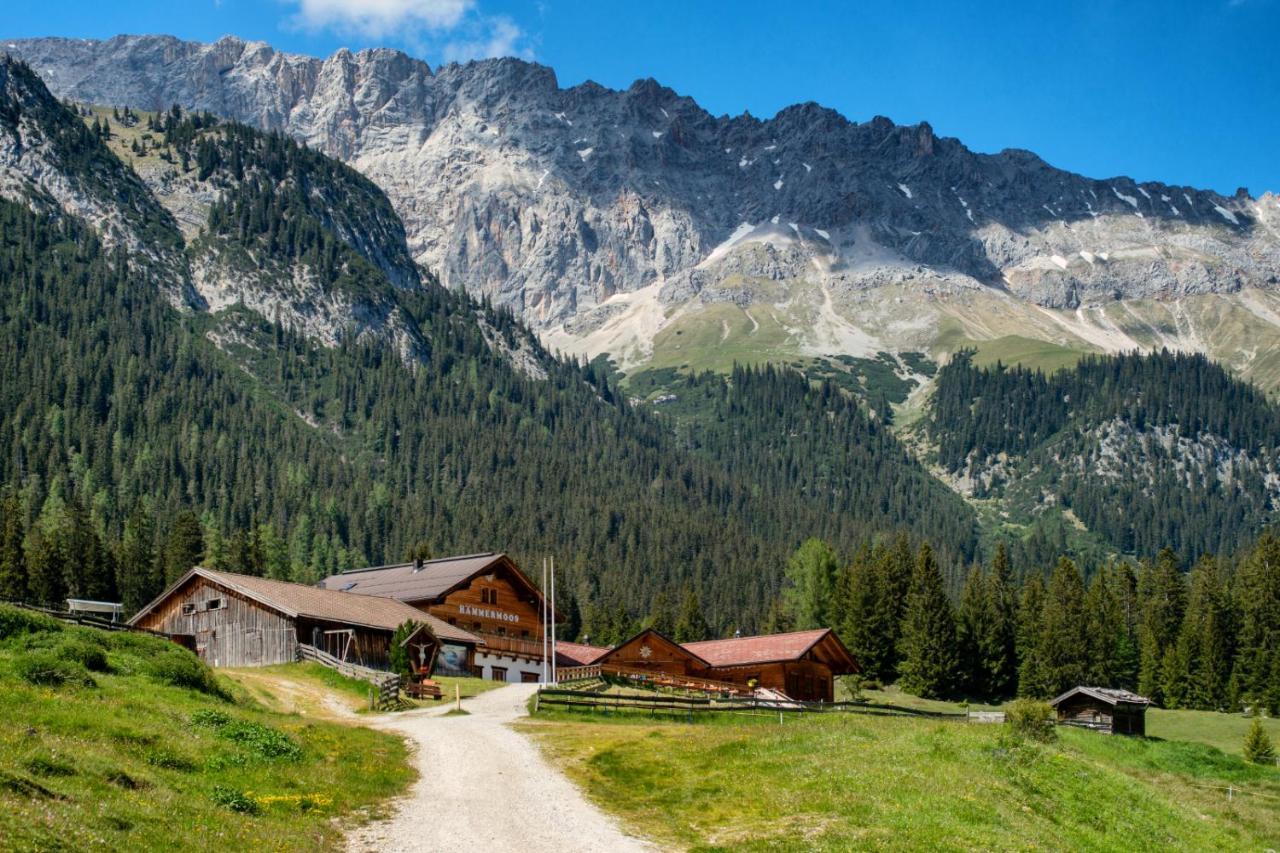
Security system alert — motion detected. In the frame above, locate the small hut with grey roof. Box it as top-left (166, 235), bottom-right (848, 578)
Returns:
top-left (1050, 686), bottom-right (1151, 735)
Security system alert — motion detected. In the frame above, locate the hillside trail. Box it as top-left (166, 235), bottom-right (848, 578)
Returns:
top-left (346, 682), bottom-right (658, 852)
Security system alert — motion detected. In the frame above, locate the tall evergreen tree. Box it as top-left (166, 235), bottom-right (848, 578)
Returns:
top-left (117, 502), bottom-right (160, 614)
top-left (674, 587), bottom-right (710, 643)
top-left (956, 565), bottom-right (989, 696)
top-left (1169, 555), bottom-right (1234, 710)
top-left (897, 543), bottom-right (959, 699)
top-left (1137, 548), bottom-right (1187, 704)
top-left (1016, 574), bottom-right (1047, 697)
top-left (0, 492), bottom-right (28, 601)
top-left (1231, 533), bottom-right (1280, 714)
top-left (1036, 557), bottom-right (1089, 698)
top-left (982, 542), bottom-right (1020, 699)
top-left (163, 511), bottom-right (206, 584)
top-left (647, 589), bottom-right (677, 637)
top-left (782, 538), bottom-right (840, 630)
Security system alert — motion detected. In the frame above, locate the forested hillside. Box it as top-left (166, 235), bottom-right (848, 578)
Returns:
top-left (927, 350), bottom-right (1280, 562)
top-left (0, 57), bottom-right (974, 634)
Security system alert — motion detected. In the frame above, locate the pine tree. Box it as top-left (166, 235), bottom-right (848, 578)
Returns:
top-left (117, 502), bottom-right (160, 614)
top-left (674, 587), bottom-right (710, 643)
top-left (956, 565), bottom-right (988, 696)
top-left (982, 542), bottom-right (1020, 699)
top-left (836, 543), bottom-right (896, 682)
top-left (1036, 557), bottom-right (1089, 697)
top-left (0, 492), bottom-right (28, 601)
top-left (782, 538), bottom-right (839, 630)
top-left (1232, 533), bottom-right (1280, 714)
top-left (163, 511), bottom-right (206, 584)
top-left (1173, 555), bottom-right (1234, 710)
top-left (1242, 717), bottom-right (1275, 765)
top-left (1137, 548), bottom-right (1187, 704)
top-left (1016, 574), bottom-right (1047, 697)
top-left (897, 543), bottom-right (959, 699)
top-left (647, 589), bottom-right (677, 637)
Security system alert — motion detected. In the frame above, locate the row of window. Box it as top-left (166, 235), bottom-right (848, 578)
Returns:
top-left (180, 598), bottom-right (224, 615)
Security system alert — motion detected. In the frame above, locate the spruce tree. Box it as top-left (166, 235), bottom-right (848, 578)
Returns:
top-left (956, 565), bottom-right (989, 696)
top-left (1231, 533), bottom-right (1280, 714)
top-left (897, 543), bottom-right (959, 699)
top-left (163, 511), bottom-right (206, 584)
top-left (674, 587), bottom-right (710, 643)
top-left (647, 589), bottom-right (677, 637)
top-left (117, 502), bottom-right (160, 614)
top-left (0, 492), bottom-right (28, 602)
top-left (982, 542), bottom-right (1019, 699)
top-left (1016, 574), bottom-right (1047, 697)
top-left (1173, 555), bottom-right (1234, 710)
top-left (837, 543), bottom-right (896, 682)
top-left (1036, 557), bottom-right (1089, 697)
top-left (1242, 717), bottom-right (1275, 765)
top-left (1137, 548), bottom-right (1187, 704)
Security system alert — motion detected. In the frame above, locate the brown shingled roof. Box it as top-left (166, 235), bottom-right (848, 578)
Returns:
top-left (320, 553), bottom-right (508, 602)
top-left (130, 568), bottom-right (478, 645)
top-left (683, 629), bottom-right (838, 667)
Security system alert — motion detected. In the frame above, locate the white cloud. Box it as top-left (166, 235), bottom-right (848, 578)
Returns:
top-left (441, 16), bottom-right (529, 63)
top-left (282, 0), bottom-right (530, 62)
top-left (288, 0), bottom-right (473, 39)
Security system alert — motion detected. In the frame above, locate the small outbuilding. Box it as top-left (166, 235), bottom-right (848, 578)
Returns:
top-left (1051, 686), bottom-right (1150, 735)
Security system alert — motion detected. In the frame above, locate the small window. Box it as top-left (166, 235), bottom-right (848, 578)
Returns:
top-left (472, 622), bottom-right (482, 631)
top-left (181, 603), bottom-right (196, 615)
top-left (205, 598), bottom-right (225, 611)
top-left (521, 630), bottom-right (530, 639)
top-left (447, 617), bottom-right (457, 626)
top-left (490, 666), bottom-right (508, 681)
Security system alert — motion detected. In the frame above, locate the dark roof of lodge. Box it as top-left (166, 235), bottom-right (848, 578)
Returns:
top-left (683, 629), bottom-right (849, 668)
top-left (1051, 686), bottom-right (1152, 708)
top-left (555, 641), bottom-right (609, 666)
top-left (130, 568), bottom-right (479, 644)
top-left (318, 553), bottom-right (511, 602)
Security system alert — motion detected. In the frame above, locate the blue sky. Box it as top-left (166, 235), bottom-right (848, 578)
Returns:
top-left (5, 0), bottom-right (1277, 194)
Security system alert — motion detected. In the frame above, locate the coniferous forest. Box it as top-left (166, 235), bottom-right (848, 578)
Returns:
top-left (0, 55), bottom-right (1276, 713)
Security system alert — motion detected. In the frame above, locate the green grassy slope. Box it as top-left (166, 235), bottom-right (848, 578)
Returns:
top-left (0, 606), bottom-right (412, 851)
top-left (522, 711), bottom-right (1280, 851)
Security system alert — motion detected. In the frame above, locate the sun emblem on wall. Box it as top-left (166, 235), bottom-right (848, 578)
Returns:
top-left (639, 644), bottom-right (653, 659)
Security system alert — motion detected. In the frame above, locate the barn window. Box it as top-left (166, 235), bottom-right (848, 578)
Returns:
top-left (181, 603), bottom-right (196, 615)
top-left (205, 598), bottom-right (225, 611)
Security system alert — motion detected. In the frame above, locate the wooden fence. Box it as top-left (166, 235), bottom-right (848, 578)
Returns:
top-left (2, 600), bottom-right (174, 639)
top-left (535, 687), bottom-right (968, 720)
top-left (297, 643), bottom-right (401, 710)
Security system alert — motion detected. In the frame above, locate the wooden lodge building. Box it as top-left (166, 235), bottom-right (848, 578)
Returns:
top-left (555, 628), bottom-right (858, 702)
top-left (1051, 686), bottom-right (1151, 735)
top-left (129, 568), bottom-right (478, 670)
top-left (321, 553), bottom-right (557, 683)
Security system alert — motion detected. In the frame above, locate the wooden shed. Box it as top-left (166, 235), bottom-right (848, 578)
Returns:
top-left (1051, 686), bottom-right (1151, 735)
top-left (129, 567), bottom-right (477, 670)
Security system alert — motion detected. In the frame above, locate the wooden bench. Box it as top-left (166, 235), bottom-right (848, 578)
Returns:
top-left (406, 678), bottom-right (443, 700)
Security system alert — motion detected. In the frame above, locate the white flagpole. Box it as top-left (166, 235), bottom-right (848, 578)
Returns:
top-left (541, 557), bottom-right (548, 684)
top-left (550, 555), bottom-right (557, 685)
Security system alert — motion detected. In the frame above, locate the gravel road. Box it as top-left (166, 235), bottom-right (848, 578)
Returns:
top-left (347, 683), bottom-right (657, 852)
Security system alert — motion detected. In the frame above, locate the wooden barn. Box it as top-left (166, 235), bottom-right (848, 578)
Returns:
top-left (1051, 686), bottom-right (1151, 735)
top-left (129, 568), bottom-right (478, 670)
top-left (593, 628), bottom-right (858, 701)
top-left (321, 553), bottom-right (559, 682)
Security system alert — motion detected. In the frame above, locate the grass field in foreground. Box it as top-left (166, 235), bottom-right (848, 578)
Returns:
top-left (0, 607), bottom-right (413, 851)
top-left (520, 710), bottom-right (1280, 852)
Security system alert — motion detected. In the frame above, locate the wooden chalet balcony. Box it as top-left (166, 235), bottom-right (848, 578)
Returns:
top-left (473, 630), bottom-right (546, 659)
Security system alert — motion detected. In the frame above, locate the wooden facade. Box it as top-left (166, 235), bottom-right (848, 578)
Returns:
top-left (132, 576), bottom-right (300, 668)
top-left (130, 568), bottom-right (477, 671)
top-left (1051, 687), bottom-right (1149, 735)
top-left (595, 628), bottom-right (857, 702)
top-left (421, 562), bottom-right (545, 660)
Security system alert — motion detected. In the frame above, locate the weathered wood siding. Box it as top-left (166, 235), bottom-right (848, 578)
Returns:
top-left (133, 577), bottom-right (297, 667)
top-left (1055, 695), bottom-right (1145, 735)
top-left (710, 660), bottom-right (835, 701)
top-left (295, 619), bottom-right (393, 670)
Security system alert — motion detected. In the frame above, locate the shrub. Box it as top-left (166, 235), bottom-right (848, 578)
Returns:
top-left (222, 721), bottom-right (301, 760)
top-left (0, 605), bottom-right (61, 639)
top-left (14, 650), bottom-right (96, 688)
top-left (55, 638), bottom-right (109, 672)
top-left (1004, 698), bottom-right (1057, 743)
top-left (144, 648), bottom-right (227, 697)
top-left (1243, 718), bottom-right (1275, 765)
top-left (191, 708), bottom-right (233, 728)
top-left (211, 784), bottom-right (260, 814)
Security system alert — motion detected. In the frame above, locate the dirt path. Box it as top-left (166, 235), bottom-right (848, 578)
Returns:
top-left (347, 683), bottom-right (656, 852)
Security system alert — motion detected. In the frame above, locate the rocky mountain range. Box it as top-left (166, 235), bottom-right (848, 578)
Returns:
top-left (5, 33), bottom-right (1280, 391)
